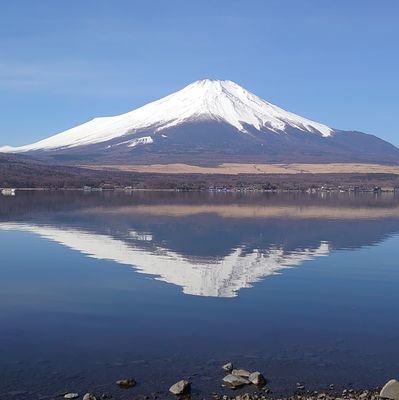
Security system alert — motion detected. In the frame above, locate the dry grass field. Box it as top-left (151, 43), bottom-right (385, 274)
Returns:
top-left (81, 163), bottom-right (399, 175)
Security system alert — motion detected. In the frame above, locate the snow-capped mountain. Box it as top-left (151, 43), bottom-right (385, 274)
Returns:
top-left (1, 79), bottom-right (398, 164)
top-left (0, 79), bottom-right (333, 152)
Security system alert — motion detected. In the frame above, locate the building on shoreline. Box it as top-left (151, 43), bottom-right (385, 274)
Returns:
top-left (1, 188), bottom-right (16, 196)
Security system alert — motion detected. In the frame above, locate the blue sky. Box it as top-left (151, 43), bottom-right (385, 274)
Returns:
top-left (1, 0), bottom-right (398, 146)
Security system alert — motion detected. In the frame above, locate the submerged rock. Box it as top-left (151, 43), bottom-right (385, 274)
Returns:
top-left (380, 380), bottom-right (399, 400)
top-left (296, 382), bottom-right (305, 391)
top-left (169, 380), bottom-right (191, 395)
top-left (248, 372), bottom-right (266, 386)
top-left (223, 362), bottom-right (234, 372)
top-left (6, 392), bottom-right (28, 396)
top-left (116, 378), bottom-right (136, 388)
top-left (232, 369), bottom-right (251, 378)
top-left (223, 374), bottom-right (250, 388)
top-left (64, 394), bottom-right (79, 399)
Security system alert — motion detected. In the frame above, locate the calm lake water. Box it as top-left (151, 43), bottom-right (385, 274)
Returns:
top-left (0, 191), bottom-right (399, 398)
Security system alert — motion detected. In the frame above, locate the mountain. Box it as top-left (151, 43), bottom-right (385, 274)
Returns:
top-left (1, 79), bottom-right (399, 164)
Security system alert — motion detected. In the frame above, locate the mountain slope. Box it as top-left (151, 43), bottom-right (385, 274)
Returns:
top-left (1, 79), bottom-right (398, 164)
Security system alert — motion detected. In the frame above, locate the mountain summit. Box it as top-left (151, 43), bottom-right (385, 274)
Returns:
top-left (1, 79), bottom-right (398, 164)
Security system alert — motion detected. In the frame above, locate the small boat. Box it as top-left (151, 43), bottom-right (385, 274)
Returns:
top-left (1, 188), bottom-right (16, 196)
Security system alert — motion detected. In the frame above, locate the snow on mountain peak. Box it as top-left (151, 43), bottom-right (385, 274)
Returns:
top-left (0, 79), bottom-right (333, 153)
top-left (176, 79), bottom-right (333, 136)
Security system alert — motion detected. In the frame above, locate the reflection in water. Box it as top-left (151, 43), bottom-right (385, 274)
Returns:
top-left (1, 192), bottom-right (399, 394)
top-left (0, 223), bottom-right (330, 297)
top-left (84, 203), bottom-right (399, 219)
top-left (1, 192), bottom-right (399, 297)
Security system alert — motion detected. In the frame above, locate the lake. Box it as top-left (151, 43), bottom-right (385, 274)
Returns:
top-left (0, 191), bottom-right (398, 399)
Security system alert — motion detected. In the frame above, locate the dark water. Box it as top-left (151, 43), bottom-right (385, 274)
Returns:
top-left (0, 191), bottom-right (399, 398)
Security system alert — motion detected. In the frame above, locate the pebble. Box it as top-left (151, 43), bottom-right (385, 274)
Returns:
top-left (223, 374), bottom-right (250, 388)
top-left (380, 379), bottom-right (399, 400)
top-left (64, 394), bottom-right (79, 399)
top-left (223, 362), bottom-right (234, 372)
top-left (169, 379), bottom-right (191, 395)
top-left (116, 378), bottom-right (136, 388)
top-left (83, 394), bottom-right (97, 400)
top-left (296, 383), bottom-right (306, 391)
top-left (248, 372), bottom-right (266, 387)
top-left (211, 394), bottom-right (381, 400)
top-left (232, 369), bottom-right (251, 378)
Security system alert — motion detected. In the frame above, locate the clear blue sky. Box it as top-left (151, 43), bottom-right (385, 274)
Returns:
top-left (1, 0), bottom-right (398, 146)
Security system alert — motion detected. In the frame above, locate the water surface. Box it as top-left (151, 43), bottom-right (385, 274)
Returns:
top-left (0, 191), bottom-right (399, 398)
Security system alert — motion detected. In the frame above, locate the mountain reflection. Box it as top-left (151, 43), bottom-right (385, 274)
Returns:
top-left (1, 192), bottom-right (399, 297)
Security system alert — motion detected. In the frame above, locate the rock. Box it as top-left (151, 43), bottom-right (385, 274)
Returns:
top-left (248, 372), bottom-right (266, 387)
top-left (169, 380), bottom-right (191, 395)
top-left (83, 394), bottom-right (96, 400)
top-left (380, 380), bottom-right (399, 400)
top-left (116, 378), bottom-right (136, 388)
top-left (223, 374), bottom-right (250, 388)
top-left (296, 382), bottom-right (305, 391)
top-left (223, 362), bottom-right (234, 372)
top-left (232, 369), bottom-right (251, 378)
top-left (64, 394), bottom-right (79, 399)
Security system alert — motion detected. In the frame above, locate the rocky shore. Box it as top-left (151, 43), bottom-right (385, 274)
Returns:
top-left (211, 378), bottom-right (399, 400)
top-left (54, 365), bottom-right (399, 400)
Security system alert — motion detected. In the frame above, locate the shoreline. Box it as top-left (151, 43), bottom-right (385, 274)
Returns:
top-left (2, 157), bottom-right (399, 192)
top-left (1, 187), bottom-right (398, 193)
top-left (1, 359), bottom-right (396, 400)
top-left (0, 380), bottom-right (391, 400)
